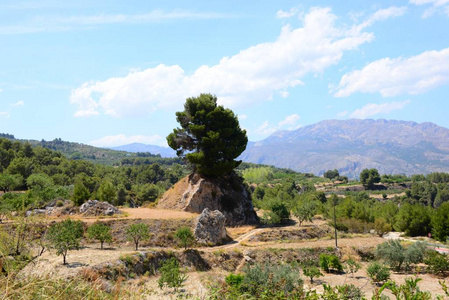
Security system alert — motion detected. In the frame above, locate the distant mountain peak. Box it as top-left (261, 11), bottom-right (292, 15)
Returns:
top-left (241, 119), bottom-right (449, 178)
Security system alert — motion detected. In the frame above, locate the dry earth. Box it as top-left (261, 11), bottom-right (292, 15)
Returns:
top-left (17, 208), bottom-right (449, 299)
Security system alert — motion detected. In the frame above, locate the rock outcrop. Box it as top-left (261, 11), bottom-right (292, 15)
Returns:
top-left (194, 208), bottom-right (227, 245)
top-left (80, 200), bottom-right (121, 216)
top-left (157, 172), bottom-right (259, 226)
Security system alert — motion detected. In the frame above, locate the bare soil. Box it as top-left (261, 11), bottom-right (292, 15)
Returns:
top-left (17, 209), bottom-right (449, 299)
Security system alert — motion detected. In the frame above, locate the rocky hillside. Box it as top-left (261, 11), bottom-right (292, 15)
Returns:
top-left (240, 119), bottom-right (449, 177)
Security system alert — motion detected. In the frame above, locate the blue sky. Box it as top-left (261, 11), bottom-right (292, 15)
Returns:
top-left (0, 0), bottom-right (448, 147)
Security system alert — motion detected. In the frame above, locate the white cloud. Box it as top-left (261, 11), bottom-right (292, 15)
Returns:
top-left (254, 121), bottom-right (277, 136)
top-left (239, 114), bottom-right (247, 120)
top-left (0, 88), bottom-right (3, 92)
top-left (334, 47), bottom-right (449, 97)
top-left (89, 134), bottom-right (166, 147)
top-left (336, 111), bottom-right (348, 118)
top-left (71, 7), bottom-right (378, 118)
top-left (11, 100), bottom-right (24, 107)
top-left (254, 114), bottom-right (301, 136)
top-left (276, 8), bottom-right (299, 19)
top-left (350, 100), bottom-right (411, 118)
top-left (0, 111), bottom-right (10, 117)
top-left (278, 114), bottom-right (300, 128)
top-left (357, 6), bottom-right (407, 30)
top-left (0, 10), bottom-right (233, 34)
top-left (410, 0), bottom-right (449, 17)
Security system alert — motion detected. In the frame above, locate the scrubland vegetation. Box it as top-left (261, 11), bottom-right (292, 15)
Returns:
top-left (2, 134), bottom-right (449, 299)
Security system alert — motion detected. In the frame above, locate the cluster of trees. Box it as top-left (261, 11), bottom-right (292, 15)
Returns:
top-left (0, 218), bottom-right (196, 269)
top-left (0, 138), bottom-right (188, 212)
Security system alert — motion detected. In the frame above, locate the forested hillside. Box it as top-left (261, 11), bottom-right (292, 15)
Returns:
top-left (0, 137), bottom-right (188, 211)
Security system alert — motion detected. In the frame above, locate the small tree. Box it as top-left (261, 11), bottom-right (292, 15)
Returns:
top-left (87, 221), bottom-right (112, 250)
top-left (303, 266), bottom-right (323, 284)
top-left (359, 168), bottom-right (380, 190)
top-left (158, 257), bottom-right (187, 291)
top-left (344, 257), bottom-right (361, 277)
top-left (46, 219), bottom-right (83, 265)
top-left (293, 199), bottom-right (316, 226)
top-left (175, 227), bottom-right (195, 250)
top-left (324, 169), bottom-right (339, 181)
top-left (126, 223), bottom-right (150, 250)
top-left (367, 262), bottom-right (390, 285)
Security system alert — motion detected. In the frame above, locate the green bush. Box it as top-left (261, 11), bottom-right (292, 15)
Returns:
top-left (303, 266), bottom-right (323, 284)
top-left (344, 257), bottom-right (361, 277)
top-left (375, 240), bottom-right (426, 271)
top-left (225, 273), bottom-right (244, 287)
top-left (367, 262), bottom-right (390, 284)
top-left (319, 254), bottom-right (342, 273)
top-left (158, 257), bottom-right (187, 291)
top-left (424, 250), bottom-right (449, 275)
top-left (174, 227), bottom-right (195, 250)
top-left (240, 262), bottom-right (303, 298)
top-left (263, 201), bottom-right (290, 225)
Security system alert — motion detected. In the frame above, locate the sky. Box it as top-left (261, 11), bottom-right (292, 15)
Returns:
top-left (0, 0), bottom-right (449, 148)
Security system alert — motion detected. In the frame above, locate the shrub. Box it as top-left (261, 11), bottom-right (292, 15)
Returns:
top-left (158, 257), bottom-right (187, 291)
top-left (263, 201), bottom-right (290, 225)
top-left (241, 262), bottom-right (303, 297)
top-left (424, 250), bottom-right (449, 275)
top-left (225, 273), bottom-right (244, 287)
top-left (303, 266), bottom-right (323, 284)
top-left (375, 240), bottom-right (426, 271)
top-left (374, 218), bottom-right (392, 237)
top-left (174, 227), bottom-right (195, 250)
top-left (367, 262), bottom-right (390, 284)
top-left (319, 254), bottom-right (342, 273)
top-left (344, 257), bottom-right (361, 277)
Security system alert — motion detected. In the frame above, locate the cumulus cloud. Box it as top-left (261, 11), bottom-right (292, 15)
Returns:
top-left (254, 114), bottom-right (301, 136)
top-left (410, 0), bottom-right (449, 17)
top-left (278, 114), bottom-right (301, 128)
top-left (350, 100), bottom-right (411, 118)
top-left (71, 7), bottom-right (380, 118)
top-left (334, 47), bottom-right (449, 97)
top-left (89, 134), bottom-right (166, 147)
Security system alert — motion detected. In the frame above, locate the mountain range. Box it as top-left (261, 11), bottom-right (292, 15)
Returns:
top-left (108, 143), bottom-right (177, 157)
top-left (240, 119), bottom-right (449, 177)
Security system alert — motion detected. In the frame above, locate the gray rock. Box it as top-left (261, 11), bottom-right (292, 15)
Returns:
top-left (80, 200), bottom-right (121, 216)
top-left (194, 208), bottom-right (227, 245)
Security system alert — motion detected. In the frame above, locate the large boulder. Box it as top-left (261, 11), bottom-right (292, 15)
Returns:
top-left (194, 208), bottom-right (227, 245)
top-left (80, 200), bottom-right (121, 216)
top-left (157, 172), bottom-right (259, 226)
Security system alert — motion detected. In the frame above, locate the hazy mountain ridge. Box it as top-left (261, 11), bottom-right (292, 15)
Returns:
top-left (108, 143), bottom-right (176, 157)
top-left (241, 119), bottom-right (449, 178)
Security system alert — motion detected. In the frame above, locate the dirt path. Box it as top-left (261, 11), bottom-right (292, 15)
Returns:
top-left (71, 207), bottom-right (199, 223)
